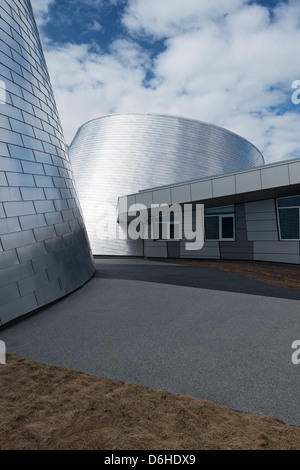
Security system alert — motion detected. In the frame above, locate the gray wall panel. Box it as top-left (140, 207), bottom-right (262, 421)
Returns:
top-left (0, 0), bottom-right (95, 326)
top-left (245, 212), bottom-right (276, 221)
top-left (245, 199), bottom-right (276, 214)
top-left (144, 242), bottom-right (168, 258)
top-left (246, 220), bottom-right (278, 232)
top-left (261, 165), bottom-right (290, 189)
top-left (212, 175), bottom-right (236, 197)
top-left (288, 161), bottom-right (300, 185)
top-left (245, 198), bottom-right (279, 242)
top-left (247, 232), bottom-right (279, 241)
top-left (17, 242), bottom-right (47, 262)
top-left (220, 241), bottom-right (254, 261)
top-left (180, 241), bottom-right (220, 259)
top-left (0, 249), bottom-right (19, 269)
top-left (235, 203), bottom-right (248, 241)
top-left (254, 241), bottom-right (299, 254)
top-left (167, 242), bottom-right (181, 259)
top-left (191, 180), bottom-right (213, 201)
top-left (254, 253), bottom-right (300, 264)
top-left (171, 184), bottom-right (192, 204)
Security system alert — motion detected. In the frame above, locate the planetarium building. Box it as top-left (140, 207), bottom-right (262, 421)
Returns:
top-left (69, 113), bottom-right (264, 256)
top-left (2, 0), bottom-right (300, 329)
top-left (0, 0), bottom-right (95, 326)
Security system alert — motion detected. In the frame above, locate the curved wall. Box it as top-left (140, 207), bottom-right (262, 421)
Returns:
top-left (69, 113), bottom-right (264, 256)
top-left (0, 0), bottom-right (95, 326)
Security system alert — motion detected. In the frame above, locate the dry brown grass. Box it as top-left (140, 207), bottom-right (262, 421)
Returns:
top-left (161, 259), bottom-right (300, 291)
top-left (0, 354), bottom-right (300, 450)
top-left (1, 261), bottom-right (300, 450)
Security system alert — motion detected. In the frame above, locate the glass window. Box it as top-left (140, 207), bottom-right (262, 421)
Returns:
top-left (204, 207), bottom-right (235, 241)
top-left (205, 205), bottom-right (235, 215)
top-left (222, 216), bottom-right (234, 239)
top-left (277, 196), bottom-right (300, 208)
top-left (277, 196), bottom-right (300, 240)
top-left (278, 208), bottom-right (299, 239)
top-left (205, 216), bottom-right (219, 240)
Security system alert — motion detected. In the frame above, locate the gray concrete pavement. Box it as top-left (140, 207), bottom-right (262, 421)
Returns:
top-left (1, 259), bottom-right (300, 426)
top-left (96, 259), bottom-right (300, 300)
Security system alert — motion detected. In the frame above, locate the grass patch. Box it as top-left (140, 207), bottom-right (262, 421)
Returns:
top-left (0, 354), bottom-right (299, 450)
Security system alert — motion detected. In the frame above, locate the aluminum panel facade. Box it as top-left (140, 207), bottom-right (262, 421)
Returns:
top-left (0, 0), bottom-right (95, 326)
top-left (69, 113), bottom-right (264, 255)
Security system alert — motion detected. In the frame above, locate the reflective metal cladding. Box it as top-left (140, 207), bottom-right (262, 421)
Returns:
top-left (68, 113), bottom-right (264, 256)
top-left (0, 0), bottom-right (95, 326)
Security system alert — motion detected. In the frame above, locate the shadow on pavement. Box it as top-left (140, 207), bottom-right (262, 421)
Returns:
top-left (95, 262), bottom-right (300, 301)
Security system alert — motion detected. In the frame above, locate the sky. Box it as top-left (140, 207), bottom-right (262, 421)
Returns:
top-left (30, 0), bottom-right (300, 163)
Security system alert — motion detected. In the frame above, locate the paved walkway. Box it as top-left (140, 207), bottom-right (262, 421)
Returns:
top-left (1, 258), bottom-right (300, 425)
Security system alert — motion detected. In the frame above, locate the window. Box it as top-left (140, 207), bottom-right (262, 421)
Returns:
top-left (204, 206), bottom-right (235, 241)
top-left (277, 196), bottom-right (300, 240)
top-left (205, 216), bottom-right (219, 240)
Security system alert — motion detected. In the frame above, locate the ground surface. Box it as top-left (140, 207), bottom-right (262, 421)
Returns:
top-left (0, 353), bottom-right (300, 450)
top-left (1, 259), bottom-right (300, 450)
top-left (160, 259), bottom-right (300, 292)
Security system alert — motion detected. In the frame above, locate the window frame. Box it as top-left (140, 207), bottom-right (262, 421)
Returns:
top-left (204, 213), bottom-right (235, 242)
top-left (220, 214), bottom-right (236, 241)
top-left (276, 197), bottom-right (300, 241)
top-left (151, 205), bottom-right (236, 242)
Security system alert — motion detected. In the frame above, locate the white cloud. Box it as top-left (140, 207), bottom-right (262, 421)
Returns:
top-left (30, 0), bottom-right (54, 25)
top-left (43, 40), bottom-right (151, 141)
top-left (37, 0), bottom-right (300, 163)
top-left (122, 0), bottom-right (246, 38)
top-left (89, 20), bottom-right (102, 32)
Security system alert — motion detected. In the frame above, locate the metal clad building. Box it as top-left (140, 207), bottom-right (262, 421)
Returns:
top-left (69, 113), bottom-right (264, 255)
top-left (0, 0), bottom-right (95, 326)
top-left (118, 158), bottom-right (300, 264)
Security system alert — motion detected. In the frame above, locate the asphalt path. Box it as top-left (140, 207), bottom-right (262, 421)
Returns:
top-left (96, 260), bottom-right (300, 300)
top-left (1, 259), bottom-right (300, 425)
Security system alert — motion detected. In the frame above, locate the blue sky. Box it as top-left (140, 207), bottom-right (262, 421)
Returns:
top-left (44, 1), bottom-right (129, 51)
top-left (31, 0), bottom-right (300, 163)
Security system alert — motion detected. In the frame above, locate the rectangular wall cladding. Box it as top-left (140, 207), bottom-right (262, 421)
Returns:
top-left (0, 0), bottom-right (95, 327)
top-left (219, 242), bottom-right (254, 261)
top-left (253, 241), bottom-right (300, 264)
top-left (144, 240), bottom-right (221, 259)
top-left (244, 199), bottom-right (300, 263)
top-left (143, 199), bottom-right (300, 264)
top-left (245, 199), bottom-right (279, 241)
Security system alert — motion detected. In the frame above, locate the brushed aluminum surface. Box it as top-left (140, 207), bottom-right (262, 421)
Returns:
top-left (69, 113), bottom-right (264, 255)
top-left (0, 0), bottom-right (95, 326)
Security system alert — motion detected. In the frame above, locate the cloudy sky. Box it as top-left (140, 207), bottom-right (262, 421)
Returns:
top-left (30, 0), bottom-right (300, 163)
